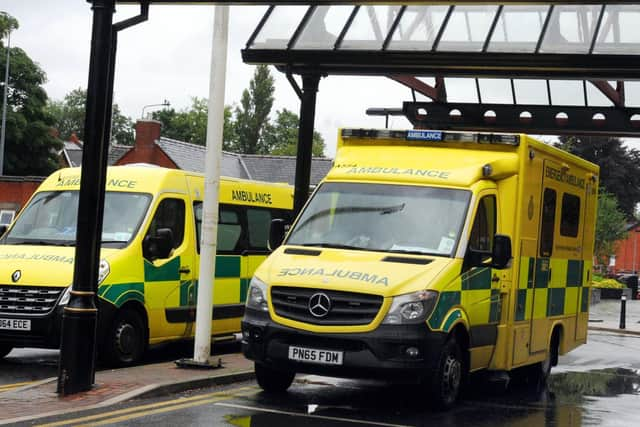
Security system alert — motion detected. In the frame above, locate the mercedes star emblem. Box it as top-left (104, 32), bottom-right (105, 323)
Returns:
top-left (308, 293), bottom-right (331, 318)
top-left (11, 270), bottom-right (21, 283)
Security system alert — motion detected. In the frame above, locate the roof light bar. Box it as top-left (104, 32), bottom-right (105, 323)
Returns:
top-left (341, 129), bottom-right (520, 146)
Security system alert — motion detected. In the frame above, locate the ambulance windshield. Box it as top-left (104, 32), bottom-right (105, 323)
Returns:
top-left (4, 191), bottom-right (151, 247)
top-left (287, 182), bottom-right (470, 256)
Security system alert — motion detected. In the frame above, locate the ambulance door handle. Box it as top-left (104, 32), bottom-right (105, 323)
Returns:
top-left (491, 274), bottom-right (500, 283)
top-left (179, 267), bottom-right (191, 274)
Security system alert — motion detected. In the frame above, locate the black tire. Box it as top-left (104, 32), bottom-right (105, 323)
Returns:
top-left (255, 362), bottom-right (295, 393)
top-left (517, 332), bottom-right (559, 387)
top-left (0, 344), bottom-right (13, 359)
top-left (102, 309), bottom-right (146, 367)
top-left (428, 337), bottom-right (465, 410)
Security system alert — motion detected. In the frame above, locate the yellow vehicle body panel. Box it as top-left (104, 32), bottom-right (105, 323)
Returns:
top-left (248, 129), bottom-right (598, 378)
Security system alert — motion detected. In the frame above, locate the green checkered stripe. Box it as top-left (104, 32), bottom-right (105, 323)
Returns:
top-left (515, 256), bottom-right (589, 322)
top-left (428, 267), bottom-right (501, 331)
top-left (99, 255), bottom-right (250, 308)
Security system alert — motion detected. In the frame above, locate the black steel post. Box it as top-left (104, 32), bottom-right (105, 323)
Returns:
top-left (619, 295), bottom-right (627, 330)
top-left (293, 74), bottom-right (320, 215)
top-left (57, 0), bottom-right (115, 395)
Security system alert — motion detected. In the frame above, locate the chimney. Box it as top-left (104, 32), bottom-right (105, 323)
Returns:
top-left (135, 120), bottom-right (162, 149)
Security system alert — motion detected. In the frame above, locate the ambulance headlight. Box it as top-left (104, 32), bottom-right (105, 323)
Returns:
top-left (98, 259), bottom-right (110, 285)
top-left (382, 290), bottom-right (438, 324)
top-left (59, 286), bottom-right (72, 306)
top-left (246, 276), bottom-right (269, 312)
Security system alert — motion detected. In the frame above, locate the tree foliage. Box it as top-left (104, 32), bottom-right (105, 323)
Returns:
top-left (595, 189), bottom-right (628, 266)
top-left (46, 88), bottom-right (134, 146)
top-left (152, 97), bottom-right (233, 147)
top-left (263, 108), bottom-right (325, 156)
top-left (229, 65), bottom-right (274, 154)
top-left (556, 135), bottom-right (640, 219)
top-left (1, 13), bottom-right (61, 176)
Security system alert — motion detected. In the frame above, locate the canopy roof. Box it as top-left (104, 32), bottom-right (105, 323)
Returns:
top-left (242, 3), bottom-right (640, 135)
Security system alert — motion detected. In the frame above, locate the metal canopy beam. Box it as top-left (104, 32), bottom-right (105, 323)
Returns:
top-left (403, 102), bottom-right (640, 136)
top-left (244, 50), bottom-right (640, 80)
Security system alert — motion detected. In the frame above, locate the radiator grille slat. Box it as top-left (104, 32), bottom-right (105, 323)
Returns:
top-left (271, 286), bottom-right (382, 326)
top-left (0, 285), bottom-right (64, 315)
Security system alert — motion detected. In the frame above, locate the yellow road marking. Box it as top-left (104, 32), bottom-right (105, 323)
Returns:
top-left (36, 386), bottom-right (258, 427)
top-left (0, 381), bottom-right (35, 392)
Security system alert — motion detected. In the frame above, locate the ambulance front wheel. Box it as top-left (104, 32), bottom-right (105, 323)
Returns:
top-left (255, 362), bottom-right (295, 393)
top-left (103, 309), bottom-right (146, 367)
top-left (0, 344), bottom-right (12, 359)
top-left (427, 336), bottom-right (465, 410)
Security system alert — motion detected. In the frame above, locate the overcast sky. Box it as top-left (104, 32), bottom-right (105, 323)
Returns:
top-left (4, 1), bottom-right (640, 158)
top-left (3, 0), bottom-right (423, 158)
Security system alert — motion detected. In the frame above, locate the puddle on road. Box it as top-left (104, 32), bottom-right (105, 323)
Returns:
top-left (549, 368), bottom-right (640, 399)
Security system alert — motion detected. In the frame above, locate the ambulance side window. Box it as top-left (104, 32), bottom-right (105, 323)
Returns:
top-left (193, 202), bottom-right (243, 254)
top-left (247, 208), bottom-right (272, 251)
top-left (540, 188), bottom-right (557, 257)
top-left (560, 193), bottom-right (580, 237)
top-left (144, 198), bottom-right (185, 260)
top-left (469, 196), bottom-right (496, 253)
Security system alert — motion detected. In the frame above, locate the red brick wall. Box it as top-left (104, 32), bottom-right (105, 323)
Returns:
top-left (115, 120), bottom-right (177, 169)
top-left (0, 178), bottom-right (44, 212)
top-left (613, 226), bottom-right (640, 274)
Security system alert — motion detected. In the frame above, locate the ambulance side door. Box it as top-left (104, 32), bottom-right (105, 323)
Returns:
top-left (143, 194), bottom-right (196, 340)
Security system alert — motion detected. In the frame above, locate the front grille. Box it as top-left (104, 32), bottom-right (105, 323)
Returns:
top-left (0, 285), bottom-right (63, 315)
top-left (271, 286), bottom-right (383, 326)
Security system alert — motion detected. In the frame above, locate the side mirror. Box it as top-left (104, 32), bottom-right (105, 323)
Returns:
top-left (268, 219), bottom-right (287, 251)
top-left (143, 227), bottom-right (174, 261)
top-left (491, 234), bottom-right (512, 270)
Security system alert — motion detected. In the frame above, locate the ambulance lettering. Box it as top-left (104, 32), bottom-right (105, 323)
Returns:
top-left (278, 267), bottom-right (389, 286)
top-left (231, 190), bottom-right (273, 205)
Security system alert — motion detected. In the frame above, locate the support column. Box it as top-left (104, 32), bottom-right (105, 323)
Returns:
top-left (293, 74), bottom-right (320, 215)
top-left (57, 0), bottom-right (115, 395)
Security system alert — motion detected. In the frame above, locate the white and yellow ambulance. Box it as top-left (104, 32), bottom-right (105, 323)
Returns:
top-left (242, 128), bottom-right (598, 408)
top-left (0, 165), bottom-right (293, 366)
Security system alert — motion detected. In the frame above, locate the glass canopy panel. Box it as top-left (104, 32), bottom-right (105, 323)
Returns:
top-left (549, 80), bottom-right (586, 106)
top-left (586, 82), bottom-right (615, 107)
top-left (593, 5), bottom-right (640, 54)
top-left (539, 5), bottom-right (602, 54)
top-left (295, 6), bottom-right (355, 50)
top-left (513, 80), bottom-right (550, 105)
top-left (437, 5), bottom-right (499, 52)
top-left (250, 6), bottom-right (309, 49)
top-left (387, 5), bottom-right (449, 51)
top-left (478, 79), bottom-right (514, 104)
top-left (341, 5), bottom-right (403, 50)
top-left (487, 5), bottom-right (549, 53)
top-left (444, 78), bottom-right (479, 103)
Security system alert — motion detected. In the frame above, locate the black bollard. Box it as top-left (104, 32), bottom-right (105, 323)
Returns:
top-left (619, 295), bottom-right (627, 330)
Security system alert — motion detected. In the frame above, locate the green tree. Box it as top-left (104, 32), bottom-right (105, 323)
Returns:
top-left (263, 108), bottom-right (325, 156)
top-left (46, 88), bottom-right (134, 145)
top-left (595, 189), bottom-right (628, 267)
top-left (152, 97), bottom-right (233, 147)
top-left (230, 65), bottom-right (274, 154)
top-left (1, 13), bottom-right (61, 175)
top-left (556, 135), bottom-right (640, 219)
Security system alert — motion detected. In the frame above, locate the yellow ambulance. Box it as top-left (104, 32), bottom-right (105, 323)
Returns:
top-left (242, 128), bottom-right (598, 408)
top-left (0, 165), bottom-right (293, 366)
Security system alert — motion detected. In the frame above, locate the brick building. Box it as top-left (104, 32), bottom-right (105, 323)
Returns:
top-left (611, 223), bottom-right (640, 274)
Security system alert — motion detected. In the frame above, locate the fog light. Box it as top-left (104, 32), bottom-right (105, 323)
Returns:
top-left (250, 327), bottom-right (263, 342)
top-left (405, 347), bottom-right (420, 358)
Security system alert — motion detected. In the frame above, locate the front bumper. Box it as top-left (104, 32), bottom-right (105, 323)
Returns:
top-left (0, 306), bottom-right (64, 349)
top-left (242, 308), bottom-right (447, 382)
